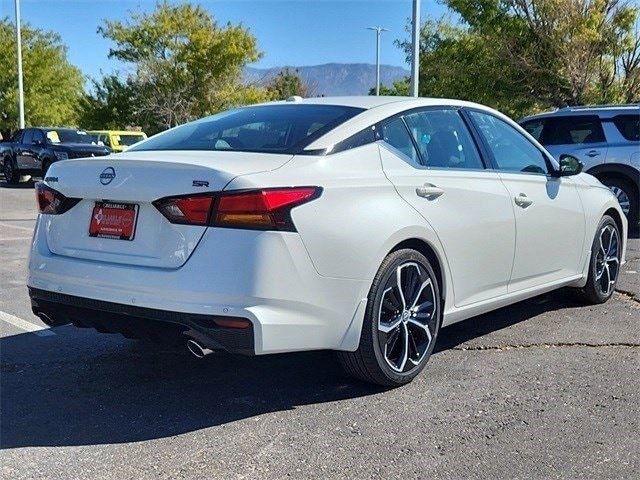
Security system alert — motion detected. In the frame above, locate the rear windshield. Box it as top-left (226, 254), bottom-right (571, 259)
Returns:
top-left (128, 104), bottom-right (364, 154)
top-left (115, 134), bottom-right (146, 146)
top-left (45, 129), bottom-right (94, 145)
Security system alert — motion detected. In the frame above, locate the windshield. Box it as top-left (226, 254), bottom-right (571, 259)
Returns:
top-left (128, 104), bottom-right (364, 154)
top-left (46, 129), bottom-right (95, 145)
top-left (116, 134), bottom-right (146, 146)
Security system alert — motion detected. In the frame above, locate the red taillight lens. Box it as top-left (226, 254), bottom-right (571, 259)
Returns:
top-left (35, 182), bottom-right (80, 215)
top-left (154, 196), bottom-right (214, 225)
top-left (214, 187), bottom-right (320, 231)
top-left (153, 187), bottom-right (320, 231)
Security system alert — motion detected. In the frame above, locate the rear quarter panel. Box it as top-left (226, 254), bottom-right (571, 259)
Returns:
top-left (224, 143), bottom-right (451, 287)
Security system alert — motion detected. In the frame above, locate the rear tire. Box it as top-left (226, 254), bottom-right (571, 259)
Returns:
top-left (338, 249), bottom-right (441, 387)
top-left (575, 215), bottom-right (621, 304)
top-left (600, 176), bottom-right (638, 229)
top-left (3, 158), bottom-right (19, 185)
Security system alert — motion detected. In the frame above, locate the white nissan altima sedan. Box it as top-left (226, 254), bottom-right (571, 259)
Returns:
top-left (28, 96), bottom-right (627, 386)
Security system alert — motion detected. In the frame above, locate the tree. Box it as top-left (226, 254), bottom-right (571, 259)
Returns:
top-left (265, 68), bottom-right (317, 99)
top-left (397, 19), bottom-right (535, 117)
top-left (444, 0), bottom-right (640, 107)
top-left (78, 74), bottom-right (139, 130)
top-left (0, 18), bottom-right (84, 131)
top-left (98, 1), bottom-right (265, 133)
top-left (369, 78), bottom-right (410, 96)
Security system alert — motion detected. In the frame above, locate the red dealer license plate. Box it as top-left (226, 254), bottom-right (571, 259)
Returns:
top-left (89, 202), bottom-right (139, 240)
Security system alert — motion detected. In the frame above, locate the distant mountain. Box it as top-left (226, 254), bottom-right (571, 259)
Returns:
top-left (245, 63), bottom-right (410, 96)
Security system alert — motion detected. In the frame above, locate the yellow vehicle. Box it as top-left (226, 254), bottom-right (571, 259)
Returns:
top-left (88, 130), bottom-right (147, 152)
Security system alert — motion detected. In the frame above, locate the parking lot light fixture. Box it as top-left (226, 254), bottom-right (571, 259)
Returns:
top-left (367, 26), bottom-right (388, 96)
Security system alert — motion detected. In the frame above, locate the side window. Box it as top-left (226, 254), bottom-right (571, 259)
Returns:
top-left (404, 109), bottom-right (484, 169)
top-left (613, 115), bottom-right (640, 142)
top-left (10, 130), bottom-right (23, 143)
top-left (520, 119), bottom-right (545, 141)
top-left (21, 129), bottom-right (33, 145)
top-left (541, 116), bottom-right (605, 146)
top-left (333, 126), bottom-right (376, 153)
top-left (469, 111), bottom-right (549, 175)
top-left (32, 129), bottom-right (45, 144)
top-left (381, 117), bottom-right (420, 166)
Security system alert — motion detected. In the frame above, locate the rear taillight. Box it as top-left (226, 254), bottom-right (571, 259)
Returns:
top-left (35, 182), bottom-right (80, 215)
top-left (153, 187), bottom-right (321, 231)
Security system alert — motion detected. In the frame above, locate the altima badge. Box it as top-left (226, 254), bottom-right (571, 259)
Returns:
top-left (99, 167), bottom-right (116, 185)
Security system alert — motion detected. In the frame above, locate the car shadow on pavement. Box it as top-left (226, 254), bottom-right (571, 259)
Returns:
top-left (435, 289), bottom-right (583, 352)
top-left (0, 290), bottom-right (581, 449)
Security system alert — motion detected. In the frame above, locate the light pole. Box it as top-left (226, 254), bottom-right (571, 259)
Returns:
top-left (367, 26), bottom-right (388, 96)
top-left (410, 0), bottom-right (420, 97)
top-left (14, 0), bottom-right (25, 128)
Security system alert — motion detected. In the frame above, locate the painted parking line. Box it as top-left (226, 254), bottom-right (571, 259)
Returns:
top-left (0, 310), bottom-right (56, 337)
top-left (0, 222), bottom-right (34, 232)
top-left (0, 236), bottom-right (33, 241)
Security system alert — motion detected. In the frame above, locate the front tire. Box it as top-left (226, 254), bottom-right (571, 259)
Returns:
top-left (3, 158), bottom-right (19, 185)
top-left (576, 215), bottom-right (621, 304)
top-left (338, 249), bottom-right (441, 387)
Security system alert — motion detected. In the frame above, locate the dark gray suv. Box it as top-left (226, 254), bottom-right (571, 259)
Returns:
top-left (520, 105), bottom-right (639, 227)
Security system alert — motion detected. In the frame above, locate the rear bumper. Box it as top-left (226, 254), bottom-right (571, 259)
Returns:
top-left (29, 288), bottom-right (255, 354)
top-left (27, 217), bottom-right (370, 354)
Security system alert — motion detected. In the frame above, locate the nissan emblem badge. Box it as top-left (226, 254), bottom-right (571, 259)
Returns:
top-left (99, 167), bottom-right (116, 185)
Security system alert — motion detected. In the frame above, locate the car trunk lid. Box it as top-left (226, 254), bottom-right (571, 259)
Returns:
top-left (42, 151), bottom-right (293, 268)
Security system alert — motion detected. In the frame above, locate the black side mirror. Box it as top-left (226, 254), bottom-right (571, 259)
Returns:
top-left (32, 139), bottom-right (43, 146)
top-left (558, 154), bottom-right (583, 176)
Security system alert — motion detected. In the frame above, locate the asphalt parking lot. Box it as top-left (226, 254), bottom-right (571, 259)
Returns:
top-left (1, 179), bottom-right (638, 480)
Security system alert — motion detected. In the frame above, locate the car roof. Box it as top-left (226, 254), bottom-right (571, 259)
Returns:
top-left (254, 95), bottom-right (483, 110)
top-left (520, 104), bottom-right (639, 123)
top-left (281, 96), bottom-right (508, 151)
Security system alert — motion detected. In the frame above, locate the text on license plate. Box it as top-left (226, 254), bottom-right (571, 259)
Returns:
top-left (89, 202), bottom-right (139, 241)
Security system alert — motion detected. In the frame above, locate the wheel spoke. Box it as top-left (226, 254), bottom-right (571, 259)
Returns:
top-left (409, 278), bottom-right (432, 310)
top-left (397, 324), bottom-right (409, 371)
top-left (395, 266), bottom-right (407, 310)
top-left (379, 316), bottom-right (402, 333)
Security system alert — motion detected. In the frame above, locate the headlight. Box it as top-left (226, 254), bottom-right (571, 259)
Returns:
top-left (54, 151), bottom-right (69, 160)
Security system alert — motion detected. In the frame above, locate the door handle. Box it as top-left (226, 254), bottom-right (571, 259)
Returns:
top-left (586, 150), bottom-right (600, 157)
top-left (514, 193), bottom-right (533, 208)
top-left (416, 184), bottom-right (445, 200)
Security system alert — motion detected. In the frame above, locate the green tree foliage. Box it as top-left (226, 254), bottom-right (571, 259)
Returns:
top-left (397, 19), bottom-right (534, 117)
top-left (394, 1), bottom-right (639, 117)
top-left (97, 1), bottom-right (266, 133)
top-left (78, 74), bottom-right (139, 130)
top-left (369, 78), bottom-right (410, 96)
top-left (449, 0), bottom-right (640, 107)
top-left (0, 18), bottom-right (84, 131)
top-left (265, 68), bottom-right (317, 99)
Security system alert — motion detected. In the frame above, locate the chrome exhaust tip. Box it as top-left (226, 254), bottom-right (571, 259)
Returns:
top-left (186, 339), bottom-right (214, 358)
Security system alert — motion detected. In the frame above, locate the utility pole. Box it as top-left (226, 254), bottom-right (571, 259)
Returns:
top-left (410, 0), bottom-right (420, 97)
top-left (14, 0), bottom-right (25, 128)
top-left (367, 26), bottom-right (388, 96)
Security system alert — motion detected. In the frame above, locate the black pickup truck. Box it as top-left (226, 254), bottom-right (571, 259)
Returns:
top-left (1, 127), bottom-right (111, 184)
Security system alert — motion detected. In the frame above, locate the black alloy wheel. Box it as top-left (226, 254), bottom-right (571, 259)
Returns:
top-left (339, 249), bottom-right (441, 387)
top-left (577, 215), bottom-right (621, 304)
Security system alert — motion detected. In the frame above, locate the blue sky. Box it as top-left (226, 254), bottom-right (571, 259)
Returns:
top-left (1, 0), bottom-right (448, 80)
